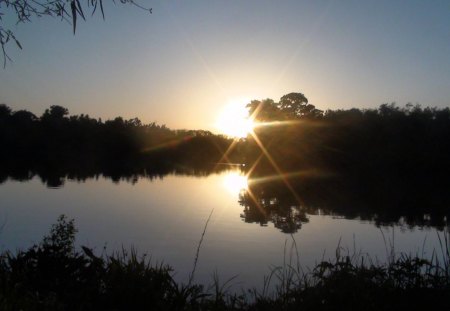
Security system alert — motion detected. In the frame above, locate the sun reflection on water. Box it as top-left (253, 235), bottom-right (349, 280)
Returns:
top-left (222, 172), bottom-right (248, 196)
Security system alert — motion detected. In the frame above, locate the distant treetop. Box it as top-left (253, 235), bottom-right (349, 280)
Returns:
top-left (247, 92), bottom-right (323, 121)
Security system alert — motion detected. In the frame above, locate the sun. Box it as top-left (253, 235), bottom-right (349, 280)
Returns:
top-left (215, 99), bottom-right (254, 138)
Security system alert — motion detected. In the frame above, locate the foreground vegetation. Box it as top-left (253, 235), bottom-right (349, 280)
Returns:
top-left (1, 216), bottom-right (449, 310)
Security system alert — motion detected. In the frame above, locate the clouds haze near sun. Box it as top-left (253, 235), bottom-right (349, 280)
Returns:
top-left (1, 0), bottom-right (449, 133)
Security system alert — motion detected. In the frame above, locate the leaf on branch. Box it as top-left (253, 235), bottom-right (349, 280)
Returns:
top-left (75, 0), bottom-right (86, 21)
top-left (14, 38), bottom-right (22, 50)
top-left (100, 0), bottom-right (105, 20)
top-left (71, 1), bottom-right (77, 34)
top-left (1, 0), bottom-right (153, 66)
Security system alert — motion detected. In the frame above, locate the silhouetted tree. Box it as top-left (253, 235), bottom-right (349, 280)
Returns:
top-left (0, 103), bottom-right (11, 119)
top-left (279, 92), bottom-right (322, 118)
top-left (11, 109), bottom-right (37, 124)
top-left (0, 104), bottom-right (242, 184)
top-left (41, 105), bottom-right (69, 121)
top-left (2, 98), bottom-right (450, 228)
top-left (40, 105), bottom-right (70, 136)
top-left (246, 99), bottom-right (283, 121)
top-left (247, 93), bottom-right (323, 122)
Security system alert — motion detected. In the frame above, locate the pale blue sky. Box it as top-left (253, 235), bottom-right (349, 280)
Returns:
top-left (1, 0), bottom-right (449, 132)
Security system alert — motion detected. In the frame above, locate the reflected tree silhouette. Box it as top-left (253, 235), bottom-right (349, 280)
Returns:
top-left (238, 173), bottom-right (450, 232)
top-left (239, 93), bottom-right (450, 232)
top-left (239, 179), bottom-right (309, 234)
top-left (1, 95), bottom-right (450, 231)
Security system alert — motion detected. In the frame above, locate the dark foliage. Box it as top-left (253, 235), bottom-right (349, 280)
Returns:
top-left (242, 96), bottom-right (450, 231)
top-left (1, 94), bottom-right (450, 229)
top-left (0, 216), bottom-right (449, 310)
top-left (0, 215), bottom-right (177, 310)
top-left (0, 104), bottom-right (243, 187)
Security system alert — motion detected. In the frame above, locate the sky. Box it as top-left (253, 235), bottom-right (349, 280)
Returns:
top-left (1, 0), bottom-right (449, 133)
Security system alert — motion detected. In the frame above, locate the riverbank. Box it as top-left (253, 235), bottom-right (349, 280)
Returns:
top-left (1, 215), bottom-right (449, 310)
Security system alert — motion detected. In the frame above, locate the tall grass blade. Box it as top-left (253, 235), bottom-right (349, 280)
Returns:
top-left (188, 208), bottom-right (214, 287)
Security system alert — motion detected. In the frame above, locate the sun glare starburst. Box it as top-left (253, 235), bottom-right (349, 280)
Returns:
top-left (215, 100), bottom-right (254, 138)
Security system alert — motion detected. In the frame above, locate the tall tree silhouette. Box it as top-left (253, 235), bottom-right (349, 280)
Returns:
top-left (279, 92), bottom-right (322, 118)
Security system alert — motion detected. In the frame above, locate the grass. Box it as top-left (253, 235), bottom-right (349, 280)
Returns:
top-left (0, 215), bottom-right (449, 310)
top-left (252, 233), bottom-right (450, 310)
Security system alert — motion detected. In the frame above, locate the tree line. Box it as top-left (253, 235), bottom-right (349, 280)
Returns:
top-left (0, 104), bottom-right (241, 176)
top-left (241, 93), bottom-right (450, 230)
top-left (2, 93), bottom-right (450, 226)
top-left (245, 93), bottom-right (450, 199)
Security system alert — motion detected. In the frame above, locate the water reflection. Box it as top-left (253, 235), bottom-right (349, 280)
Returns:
top-left (0, 160), bottom-right (236, 189)
top-left (1, 161), bottom-right (449, 232)
top-left (222, 172), bottom-right (248, 195)
top-left (238, 174), bottom-right (450, 232)
top-left (238, 178), bottom-right (309, 233)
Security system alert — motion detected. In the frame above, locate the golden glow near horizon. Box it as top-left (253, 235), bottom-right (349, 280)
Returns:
top-left (215, 99), bottom-right (254, 138)
top-left (222, 171), bottom-right (248, 196)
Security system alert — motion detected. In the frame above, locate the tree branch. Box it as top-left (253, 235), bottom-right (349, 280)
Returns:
top-left (0, 0), bottom-right (152, 67)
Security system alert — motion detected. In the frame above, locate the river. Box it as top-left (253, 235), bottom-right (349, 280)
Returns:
top-left (0, 169), bottom-right (445, 289)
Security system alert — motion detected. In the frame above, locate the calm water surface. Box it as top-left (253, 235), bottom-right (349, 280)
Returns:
top-left (0, 170), bottom-right (444, 289)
